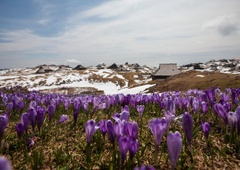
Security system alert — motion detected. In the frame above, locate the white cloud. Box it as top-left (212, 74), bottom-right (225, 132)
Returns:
top-left (0, 0), bottom-right (240, 68)
top-left (203, 14), bottom-right (240, 36)
top-left (38, 18), bottom-right (52, 25)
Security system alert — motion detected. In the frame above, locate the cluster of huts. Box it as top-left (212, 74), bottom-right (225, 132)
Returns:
top-left (35, 63), bottom-right (182, 80)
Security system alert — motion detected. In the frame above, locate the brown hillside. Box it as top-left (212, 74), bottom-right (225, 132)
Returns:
top-left (148, 70), bottom-right (240, 93)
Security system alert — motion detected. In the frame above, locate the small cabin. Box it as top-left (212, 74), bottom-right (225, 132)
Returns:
top-left (152, 63), bottom-right (180, 80)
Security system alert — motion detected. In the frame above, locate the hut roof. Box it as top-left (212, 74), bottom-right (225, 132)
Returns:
top-left (108, 63), bottom-right (118, 69)
top-left (73, 65), bottom-right (86, 70)
top-left (153, 63), bottom-right (180, 76)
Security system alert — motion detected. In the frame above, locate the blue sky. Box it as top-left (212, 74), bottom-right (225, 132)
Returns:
top-left (0, 0), bottom-right (240, 68)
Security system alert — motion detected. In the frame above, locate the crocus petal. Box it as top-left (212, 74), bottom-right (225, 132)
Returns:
top-left (58, 114), bottom-right (68, 124)
top-left (227, 111), bottom-right (237, 129)
top-left (148, 117), bottom-right (167, 146)
top-left (16, 122), bottom-right (24, 138)
top-left (167, 131), bottom-right (182, 170)
top-left (85, 119), bottom-right (99, 144)
top-left (106, 120), bottom-right (115, 144)
top-left (136, 105), bottom-right (145, 117)
top-left (118, 136), bottom-right (129, 163)
top-left (182, 112), bottom-right (193, 146)
top-left (0, 156), bottom-right (12, 170)
top-left (201, 122), bottom-right (210, 140)
top-left (0, 114), bottom-right (8, 139)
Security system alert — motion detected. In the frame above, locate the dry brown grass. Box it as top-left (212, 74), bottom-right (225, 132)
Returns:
top-left (88, 73), bottom-right (126, 87)
top-left (148, 70), bottom-right (240, 93)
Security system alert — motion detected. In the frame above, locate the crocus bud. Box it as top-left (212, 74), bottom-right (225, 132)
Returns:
top-left (201, 101), bottom-right (208, 115)
top-left (36, 106), bottom-right (46, 131)
top-left (21, 113), bottom-right (29, 133)
top-left (16, 122), bottom-right (24, 138)
top-left (148, 117), bottom-right (167, 147)
top-left (28, 107), bottom-right (37, 131)
top-left (167, 131), bottom-right (182, 170)
top-left (124, 121), bottom-right (138, 140)
top-left (227, 111), bottom-right (237, 130)
top-left (182, 112), bottom-right (193, 146)
top-left (0, 156), bottom-right (12, 170)
top-left (236, 106), bottom-right (240, 135)
top-left (106, 120), bottom-right (115, 144)
top-left (0, 114), bottom-right (8, 144)
top-left (58, 114), bottom-right (68, 124)
top-left (214, 103), bottom-right (228, 124)
top-left (118, 135), bottom-right (129, 164)
top-left (27, 138), bottom-right (35, 149)
top-left (47, 104), bottom-right (55, 122)
top-left (136, 105), bottom-right (145, 117)
top-left (98, 120), bottom-right (107, 136)
top-left (201, 122), bottom-right (210, 140)
top-left (85, 120), bottom-right (99, 144)
top-left (129, 139), bottom-right (139, 159)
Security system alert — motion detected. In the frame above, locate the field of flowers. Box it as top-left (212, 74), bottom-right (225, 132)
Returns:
top-left (0, 86), bottom-right (240, 169)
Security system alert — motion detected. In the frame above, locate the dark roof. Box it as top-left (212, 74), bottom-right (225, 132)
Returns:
top-left (35, 66), bottom-right (53, 74)
top-left (152, 63), bottom-right (180, 76)
top-left (73, 65), bottom-right (86, 70)
top-left (108, 63), bottom-right (118, 69)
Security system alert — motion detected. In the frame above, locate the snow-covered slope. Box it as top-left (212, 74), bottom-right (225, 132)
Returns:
top-left (0, 66), bottom-right (154, 95)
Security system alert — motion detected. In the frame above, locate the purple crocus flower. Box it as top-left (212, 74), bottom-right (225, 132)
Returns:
top-left (164, 110), bottom-right (175, 129)
top-left (121, 111), bottom-right (130, 121)
top-left (0, 114), bottom-right (8, 146)
top-left (106, 120), bottom-right (115, 144)
top-left (221, 93), bottom-right (230, 103)
top-left (227, 111), bottom-right (237, 130)
top-left (36, 106), bottom-right (46, 131)
top-left (214, 103), bottom-right (228, 124)
top-left (2, 96), bottom-right (8, 105)
top-left (27, 138), bottom-right (35, 149)
top-left (201, 122), bottom-right (210, 140)
top-left (124, 121), bottom-right (139, 140)
top-left (47, 104), bottom-right (55, 122)
top-left (201, 101), bottom-right (208, 115)
top-left (115, 111), bottom-right (130, 121)
top-left (85, 119), bottom-right (99, 144)
top-left (118, 135), bottom-right (129, 165)
top-left (148, 117), bottom-right (167, 147)
top-left (64, 99), bottom-right (71, 110)
top-left (114, 120), bottom-right (125, 137)
top-left (58, 114), bottom-right (68, 124)
top-left (167, 131), bottom-right (182, 170)
top-left (181, 97), bottom-right (189, 111)
top-left (18, 101), bottom-right (26, 112)
top-left (98, 120), bottom-right (107, 137)
top-left (83, 103), bottom-right (89, 115)
top-left (236, 106), bottom-right (240, 135)
top-left (21, 112), bottom-right (30, 133)
top-left (28, 107), bottom-right (37, 131)
top-left (16, 122), bottom-right (24, 138)
top-left (192, 99), bottom-right (200, 113)
top-left (205, 88), bottom-right (216, 106)
top-left (29, 101), bottom-right (37, 110)
top-left (5, 103), bottom-right (13, 115)
top-left (182, 112), bottom-right (193, 147)
top-left (129, 139), bottom-right (139, 159)
top-left (0, 156), bottom-right (12, 170)
top-left (136, 105), bottom-right (145, 117)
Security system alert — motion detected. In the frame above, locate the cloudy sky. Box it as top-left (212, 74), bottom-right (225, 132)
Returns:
top-left (0, 0), bottom-right (240, 68)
